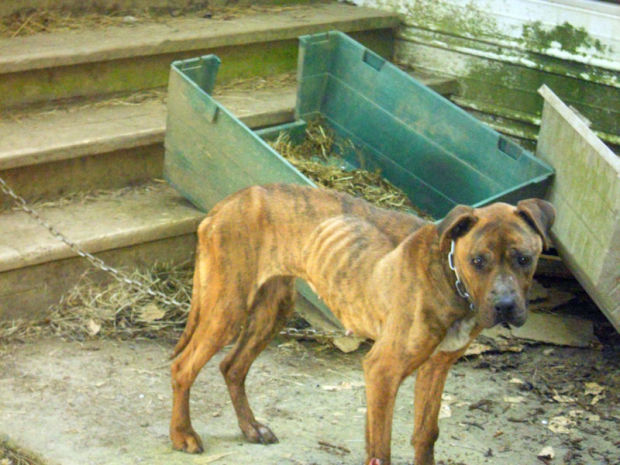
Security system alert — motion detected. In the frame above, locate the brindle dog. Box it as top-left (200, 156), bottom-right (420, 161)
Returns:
top-left (169, 184), bottom-right (555, 465)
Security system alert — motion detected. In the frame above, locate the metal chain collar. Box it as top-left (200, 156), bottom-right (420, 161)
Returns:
top-left (448, 240), bottom-right (475, 311)
top-left (0, 176), bottom-right (344, 339)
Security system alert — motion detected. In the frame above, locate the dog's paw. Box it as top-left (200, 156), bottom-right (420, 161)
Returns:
top-left (242, 422), bottom-right (279, 445)
top-left (171, 429), bottom-right (204, 454)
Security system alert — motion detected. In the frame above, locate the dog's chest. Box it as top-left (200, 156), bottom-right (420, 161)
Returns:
top-left (433, 316), bottom-right (477, 354)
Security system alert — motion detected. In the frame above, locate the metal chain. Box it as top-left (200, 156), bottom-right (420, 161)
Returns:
top-left (448, 240), bottom-right (475, 312)
top-left (280, 327), bottom-right (346, 339)
top-left (0, 176), bottom-right (187, 309)
top-left (0, 176), bottom-right (348, 339)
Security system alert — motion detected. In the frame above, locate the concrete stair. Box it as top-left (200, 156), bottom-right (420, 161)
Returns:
top-left (0, 84), bottom-right (297, 208)
top-left (0, 81), bottom-right (308, 319)
top-left (0, 183), bottom-right (201, 320)
top-left (0, 2), bottom-right (398, 109)
top-left (0, 1), bottom-right (460, 321)
top-left (0, 2), bottom-right (402, 321)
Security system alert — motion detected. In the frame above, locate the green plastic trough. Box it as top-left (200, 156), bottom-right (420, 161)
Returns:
top-left (165, 31), bottom-right (552, 217)
top-left (164, 31), bottom-right (554, 321)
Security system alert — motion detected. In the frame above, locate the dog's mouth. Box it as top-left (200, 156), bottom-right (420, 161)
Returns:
top-left (483, 319), bottom-right (514, 330)
top-left (477, 303), bottom-right (528, 329)
top-left (478, 292), bottom-right (528, 329)
top-left (497, 309), bottom-right (528, 329)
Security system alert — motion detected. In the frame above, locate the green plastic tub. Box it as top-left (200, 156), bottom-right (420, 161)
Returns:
top-left (164, 31), bottom-right (554, 320)
top-left (165, 31), bottom-right (552, 219)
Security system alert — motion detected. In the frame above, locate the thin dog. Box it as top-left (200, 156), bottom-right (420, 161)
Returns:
top-left (169, 184), bottom-right (555, 465)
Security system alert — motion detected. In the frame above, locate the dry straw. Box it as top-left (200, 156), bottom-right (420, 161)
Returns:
top-left (269, 120), bottom-right (433, 219)
top-left (0, 5), bottom-right (302, 38)
top-left (0, 438), bottom-right (44, 465)
top-left (0, 263), bottom-right (193, 343)
top-left (1, 10), bottom-right (127, 38)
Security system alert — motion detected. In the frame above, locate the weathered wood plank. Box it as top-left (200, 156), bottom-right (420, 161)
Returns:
top-left (536, 84), bottom-right (620, 331)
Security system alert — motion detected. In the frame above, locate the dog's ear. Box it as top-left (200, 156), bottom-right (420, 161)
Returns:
top-left (437, 204), bottom-right (477, 248)
top-left (516, 199), bottom-right (556, 250)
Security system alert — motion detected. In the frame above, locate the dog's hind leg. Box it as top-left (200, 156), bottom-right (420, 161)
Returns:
top-left (170, 249), bottom-right (203, 360)
top-left (219, 276), bottom-right (296, 445)
top-left (170, 265), bottom-right (244, 454)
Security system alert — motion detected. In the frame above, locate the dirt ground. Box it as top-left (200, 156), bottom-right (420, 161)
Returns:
top-left (0, 334), bottom-right (618, 465)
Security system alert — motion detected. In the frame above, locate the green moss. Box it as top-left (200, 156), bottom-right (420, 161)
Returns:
top-left (393, 2), bottom-right (617, 149)
top-left (522, 21), bottom-right (609, 55)
top-left (403, 0), bottom-right (498, 38)
top-left (400, 27), bottom-right (617, 137)
top-left (458, 54), bottom-right (618, 138)
top-left (405, 3), bottom-right (609, 57)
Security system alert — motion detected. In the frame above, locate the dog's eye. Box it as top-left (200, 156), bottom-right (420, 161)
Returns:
top-left (517, 255), bottom-right (531, 266)
top-left (471, 256), bottom-right (485, 269)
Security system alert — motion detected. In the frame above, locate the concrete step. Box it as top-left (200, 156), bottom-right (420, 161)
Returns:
top-left (0, 181), bottom-right (203, 321)
top-left (0, 65), bottom-right (456, 324)
top-left (0, 70), bottom-right (459, 321)
top-left (0, 81), bottom-right (297, 208)
top-left (0, 72), bottom-right (457, 208)
top-left (0, 2), bottom-right (398, 108)
top-left (0, 0), bottom-right (300, 17)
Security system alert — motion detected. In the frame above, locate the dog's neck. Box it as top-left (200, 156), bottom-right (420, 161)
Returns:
top-left (429, 234), bottom-right (476, 319)
top-left (447, 240), bottom-right (476, 312)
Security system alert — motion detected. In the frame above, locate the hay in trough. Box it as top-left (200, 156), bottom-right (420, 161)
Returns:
top-left (269, 120), bottom-right (433, 219)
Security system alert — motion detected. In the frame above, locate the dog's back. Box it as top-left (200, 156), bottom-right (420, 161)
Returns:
top-left (205, 183), bottom-right (426, 246)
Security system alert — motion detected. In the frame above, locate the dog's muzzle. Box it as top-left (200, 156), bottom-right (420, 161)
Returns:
top-left (494, 294), bottom-right (527, 327)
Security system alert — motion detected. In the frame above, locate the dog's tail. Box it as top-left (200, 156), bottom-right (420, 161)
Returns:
top-left (170, 249), bottom-right (202, 360)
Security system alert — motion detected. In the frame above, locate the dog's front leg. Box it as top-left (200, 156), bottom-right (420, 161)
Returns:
top-left (363, 338), bottom-right (436, 465)
top-left (411, 345), bottom-right (473, 465)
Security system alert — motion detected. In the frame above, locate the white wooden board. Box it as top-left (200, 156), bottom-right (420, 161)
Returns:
top-left (537, 84), bottom-right (620, 332)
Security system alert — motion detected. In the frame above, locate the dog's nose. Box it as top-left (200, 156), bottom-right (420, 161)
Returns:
top-left (494, 295), bottom-right (516, 322)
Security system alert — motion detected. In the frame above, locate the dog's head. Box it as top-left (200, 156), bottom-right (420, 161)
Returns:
top-left (438, 199), bottom-right (555, 328)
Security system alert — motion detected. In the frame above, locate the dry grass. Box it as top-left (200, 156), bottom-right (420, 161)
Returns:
top-left (1, 9), bottom-right (129, 37)
top-left (0, 88), bottom-right (167, 124)
top-left (5, 180), bottom-right (168, 213)
top-left (48, 263), bottom-right (193, 340)
top-left (0, 439), bottom-right (44, 465)
top-left (270, 120), bottom-right (433, 219)
top-left (0, 262), bottom-right (315, 344)
top-left (0, 4), bottom-right (311, 38)
top-left (0, 263), bottom-right (193, 344)
top-left (74, 89), bottom-right (167, 109)
top-left (0, 71), bottom-right (293, 123)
